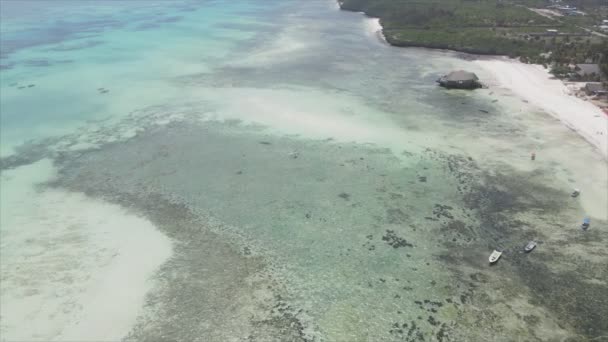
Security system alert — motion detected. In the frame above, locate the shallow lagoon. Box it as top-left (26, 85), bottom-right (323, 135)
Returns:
top-left (1, 1), bottom-right (607, 341)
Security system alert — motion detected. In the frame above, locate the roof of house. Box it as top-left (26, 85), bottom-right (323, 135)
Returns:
top-left (576, 64), bottom-right (600, 76)
top-left (585, 83), bottom-right (605, 92)
top-left (445, 70), bottom-right (479, 82)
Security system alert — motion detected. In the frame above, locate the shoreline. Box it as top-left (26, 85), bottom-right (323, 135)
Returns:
top-left (349, 7), bottom-right (608, 160)
top-left (474, 57), bottom-right (608, 160)
top-left (341, 5), bottom-right (534, 56)
top-left (362, 16), bottom-right (387, 44)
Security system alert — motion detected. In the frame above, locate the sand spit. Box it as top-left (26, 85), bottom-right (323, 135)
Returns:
top-left (475, 58), bottom-right (608, 159)
top-left (0, 159), bottom-right (172, 341)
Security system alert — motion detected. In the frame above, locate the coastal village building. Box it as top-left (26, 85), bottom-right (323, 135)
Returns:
top-left (549, 5), bottom-right (585, 16)
top-left (584, 83), bottom-right (607, 97)
top-left (575, 64), bottom-right (601, 78)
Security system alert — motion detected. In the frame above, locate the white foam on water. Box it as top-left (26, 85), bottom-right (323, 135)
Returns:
top-left (0, 159), bottom-right (172, 341)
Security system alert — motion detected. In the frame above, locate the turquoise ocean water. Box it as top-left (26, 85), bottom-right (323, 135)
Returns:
top-left (1, 0), bottom-right (269, 155)
top-left (1, 1), bottom-right (607, 341)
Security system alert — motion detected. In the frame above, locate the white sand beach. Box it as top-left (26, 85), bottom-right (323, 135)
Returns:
top-left (363, 17), bottom-right (386, 43)
top-left (474, 58), bottom-right (608, 159)
top-left (364, 17), bottom-right (381, 36)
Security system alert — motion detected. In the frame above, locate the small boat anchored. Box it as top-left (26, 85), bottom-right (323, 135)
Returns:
top-left (489, 250), bottom-right (502, 264)
top-left (571, 188), bottom-right (580, 198)
top-left (581, 217), bottom-right (590, 231)
top-left (524, 241), bottom-right (537, 253)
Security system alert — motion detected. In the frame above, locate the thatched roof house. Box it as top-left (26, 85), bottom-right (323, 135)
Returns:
top-left (437, 70), bottom-right (481, 89)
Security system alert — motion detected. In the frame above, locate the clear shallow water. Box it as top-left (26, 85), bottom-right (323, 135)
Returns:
top-left (1, 1), bottom-right (607, 341)
top-left (1, 0), bottom-right (269, 155)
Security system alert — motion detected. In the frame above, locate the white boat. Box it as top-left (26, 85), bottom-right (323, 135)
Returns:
top-left (489, 250), bottom-right (502, 264)
top-left (524, 241), bottom-right (537, 253)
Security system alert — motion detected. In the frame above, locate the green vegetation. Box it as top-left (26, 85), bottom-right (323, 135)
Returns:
top-left (339, 0), bottom-right (607, 79)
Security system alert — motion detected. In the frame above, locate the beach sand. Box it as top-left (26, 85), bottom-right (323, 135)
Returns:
top-left (363, 16), bottom-right (387, 43)
top-left (474, 58), bottom-right (608, 159)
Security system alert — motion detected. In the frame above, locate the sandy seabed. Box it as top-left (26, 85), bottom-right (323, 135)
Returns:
top-left (0, 159), bottom-right (172, 341)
